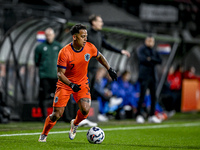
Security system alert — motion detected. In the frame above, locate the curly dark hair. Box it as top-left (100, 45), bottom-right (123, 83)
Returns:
top-left (70, 24), bottom-right (87, 35)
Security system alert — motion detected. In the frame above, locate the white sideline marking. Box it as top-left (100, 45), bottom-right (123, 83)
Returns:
top-left (0, 122), bottom-right (200, 137)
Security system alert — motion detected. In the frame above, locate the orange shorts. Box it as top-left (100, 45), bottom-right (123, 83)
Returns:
top-left (53, 83), bottom-right (91, 107)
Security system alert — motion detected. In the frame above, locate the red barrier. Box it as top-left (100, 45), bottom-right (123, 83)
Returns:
top-left (181, 79), bottom-right (200, 112)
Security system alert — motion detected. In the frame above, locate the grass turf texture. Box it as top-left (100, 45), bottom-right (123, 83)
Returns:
top-left (0, 113), bottom-right (200, 150)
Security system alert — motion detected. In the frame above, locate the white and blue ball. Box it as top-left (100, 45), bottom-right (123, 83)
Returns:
top-left (87, 127), bottom-right (105, 144)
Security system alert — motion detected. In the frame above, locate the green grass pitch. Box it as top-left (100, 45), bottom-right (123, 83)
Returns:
top-left (0, 113), bottom-right (200, 150)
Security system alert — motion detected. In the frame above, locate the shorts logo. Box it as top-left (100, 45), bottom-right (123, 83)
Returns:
top-left (84, 53), bottom-right (90, 62)
top-left (54, 96), bottom-right (58, 103)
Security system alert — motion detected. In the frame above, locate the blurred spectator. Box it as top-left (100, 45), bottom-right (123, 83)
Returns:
top-left (93, 67), bottom-right (122, 122)
top-left (34, 28), bottom-right (62, 121)
top-left (167, 65), bottom-right (183, 90)
top-left (183, 66), bottom-right (200, 80)
top-left (111, 71), bottom-right (139, 119)
top-left (87, 14), bottom-right (130, 99)
top-left (167, 64), bottom-right (183, 112)
top-left (111, 71), bottom-right (136, 108)
top-left (136, 35), bottom-right (162, 124)
top-left (159, 80), bottom-right (176, 118)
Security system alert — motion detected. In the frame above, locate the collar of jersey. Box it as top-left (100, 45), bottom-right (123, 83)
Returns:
top-left (71, 43), bottom-right (84, 53)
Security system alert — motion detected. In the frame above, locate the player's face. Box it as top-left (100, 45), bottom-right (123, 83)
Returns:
top-left (74, 29), bottom-right (87, 48)
top-left (145, 37), bottom-right (155, 48)
top-left (92, 16), bottom-right (103, 31)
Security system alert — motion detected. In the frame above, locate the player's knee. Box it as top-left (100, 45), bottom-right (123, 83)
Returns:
top-left (81, 108), bottom-right (90, 116)
top-left (50, 115), bottom-right (57, 122)
top-left (56, 112), bottom-right (62, 119)
top-left (50, 112), bottom-right (62, 122)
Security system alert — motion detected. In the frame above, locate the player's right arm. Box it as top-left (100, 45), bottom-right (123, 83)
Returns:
top-left (57, 67), bottom-right (71, 86)
top-left (57, 47), bottom-right (81, 92)
top-left (57, 67), bottom-right (81, 92)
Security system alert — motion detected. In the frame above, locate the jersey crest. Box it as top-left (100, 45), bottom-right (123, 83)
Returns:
top-left (84, 53), bottom-right (90, 62)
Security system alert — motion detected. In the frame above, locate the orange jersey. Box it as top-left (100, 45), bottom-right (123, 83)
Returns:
top-left (57, 42), bottom-right (98, 89)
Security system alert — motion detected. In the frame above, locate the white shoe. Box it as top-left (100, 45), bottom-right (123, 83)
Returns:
top-left (109, 97), bottom-right (123, 107)
top-left (136, 115), bottom-right (145, 124)
top-left (148, 115), bottom-right (162, 123)
top-left (78, 119), bottom-right (98, 127)
top-left (97, 114), bottom-right (108, 122)
top-left (38, 134), bottom-right (47, 142)
top-left (69, 119), bottom-right (78, 140)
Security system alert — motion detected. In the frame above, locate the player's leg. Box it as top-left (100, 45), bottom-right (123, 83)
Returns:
top-left (75, 98), bottom-right (91, 125)
top-left (38, 107), bottom-right (65, 142)
top-left (69, 98), bottom-right (91, 140)
top-left (73, 82), bottom-right (91, 125)
top-left (39, 88), bottom-right (71, 142)
top-left (69, 83), bottom-right (91, 140)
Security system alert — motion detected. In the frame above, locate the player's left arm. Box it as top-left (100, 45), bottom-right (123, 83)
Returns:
top-left (96, 52), bottom-right (117, 81)
top-left (96, 52), bottom-right (110, 70)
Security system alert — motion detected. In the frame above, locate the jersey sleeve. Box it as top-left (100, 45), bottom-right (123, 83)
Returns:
top-left (57, 48), bottom-right (68, 69)
top-left (89, 43), bottom-right (99, 57)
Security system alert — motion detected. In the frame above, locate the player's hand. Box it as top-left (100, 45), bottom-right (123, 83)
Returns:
top-left (108, 67), bottom-right (117, 81)
top-left (69, 83), bottom-right (81, 92)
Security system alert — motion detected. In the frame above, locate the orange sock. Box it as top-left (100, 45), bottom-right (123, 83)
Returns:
top-left (41, 116), bottom-right (57, 135)
top-left (74, 110), bottom-right (88, 126)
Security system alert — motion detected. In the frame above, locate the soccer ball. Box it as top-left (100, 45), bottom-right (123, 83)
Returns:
top-left (87, 127), bottom-right (105, 144)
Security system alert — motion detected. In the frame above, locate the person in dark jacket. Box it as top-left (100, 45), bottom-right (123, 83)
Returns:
top-left (87, 14), bottom-right (130, 99)
top-left (136, 35), bottom-right (162, 123)
top-left (34, 28), bottom-right (62, 121)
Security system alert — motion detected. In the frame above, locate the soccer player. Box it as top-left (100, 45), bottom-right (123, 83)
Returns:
top-left (38, 24), bottom-right (117, 142)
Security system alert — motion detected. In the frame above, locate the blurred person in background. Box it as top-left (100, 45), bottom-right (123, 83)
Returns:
top-left (183, 66), bottom-right (200, 80)
top-left (93, 67), bottom-right (122, 122)
top-left (111, 70), bottom-right (138, 119)
top-left (87, 14), bottom-right (131, 99)
top-left (111, 71), bottom-right (136, 109)
top-left (159, 80), bottom-right (176, 118)
top-left (136, 35), bottom-right (162, 124)
top-left (167, 64), bottom-right (183, 112)
top-left (34, 28), bottom-right (62, 121)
